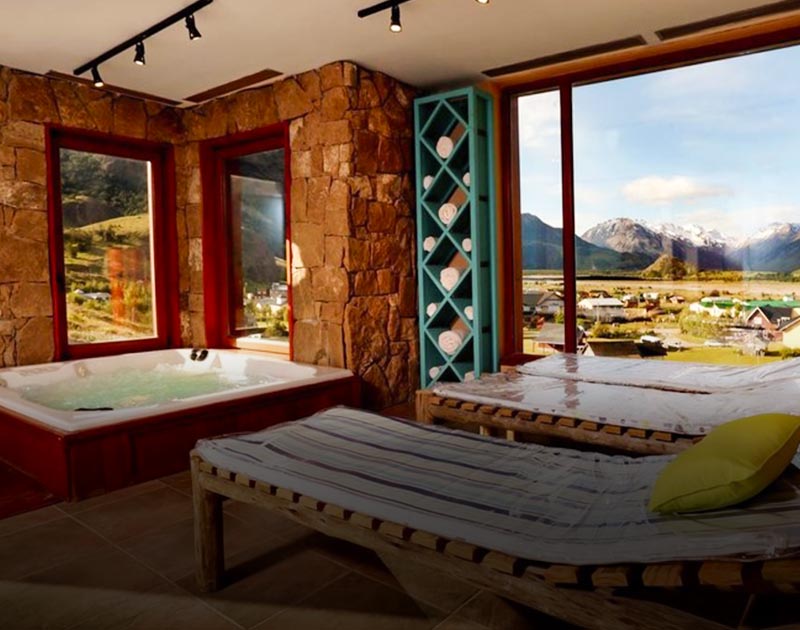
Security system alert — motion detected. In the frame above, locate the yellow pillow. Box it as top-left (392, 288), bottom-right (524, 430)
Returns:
top-left (649, 413), bottom-right (800, 514)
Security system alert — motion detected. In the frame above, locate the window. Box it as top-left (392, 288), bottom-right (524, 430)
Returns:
top-left (201, 125), bottom-right (291, 355)
top-left (515, 90), bottom-right (566, 356)
top-left (511, 41), bottom-right (800, 366)
top-left (47, 128), bottom-right (177, 359)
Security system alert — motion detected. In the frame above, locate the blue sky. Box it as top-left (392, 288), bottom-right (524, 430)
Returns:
top-left (518, 44), bottom-right (800, 239)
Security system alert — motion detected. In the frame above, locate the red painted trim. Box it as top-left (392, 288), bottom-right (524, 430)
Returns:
top-left (559, 85), bottom-right (577, 355)
top-left (0, 373), bottom-right (359, 500)
top-left (499, 90), bottom-right (518, 358)
top-left (45, 126), bottom-right (68, 360)
top-left (500, 28), bottom-right (800, 355)
top-left (283, 122), bottom-right (294, 361)
top-left (45, 126), bottom-right (179, 360)
top-left (502, 25), bottom-right (800, 97)
top-left (199, 123), bottom-right (292, 354)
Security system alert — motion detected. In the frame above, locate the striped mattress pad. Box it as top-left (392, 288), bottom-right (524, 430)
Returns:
top-left (432, 372), bottom-right (800, 435)
top-left (196, 406), bottom-right (800, 566)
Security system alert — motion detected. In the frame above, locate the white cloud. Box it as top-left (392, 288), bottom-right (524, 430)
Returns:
top-left (517, 91), bottom-right (560, 151)
top-left (622, 176), bottom-right (730, 206)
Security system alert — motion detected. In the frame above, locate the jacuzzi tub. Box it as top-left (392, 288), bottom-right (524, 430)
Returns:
top-left (0, 349), bottom-right (360, 500)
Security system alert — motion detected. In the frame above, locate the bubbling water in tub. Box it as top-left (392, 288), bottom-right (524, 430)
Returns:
top-left (18, 362), bottom-right (282, 411)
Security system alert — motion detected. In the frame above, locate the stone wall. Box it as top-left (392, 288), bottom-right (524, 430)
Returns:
top-left (180, 62), bottom-right (419, 408)
top-left (0, 67), bottom-right (183, 366)
top-left (0, 61), bottom-right (418, 408)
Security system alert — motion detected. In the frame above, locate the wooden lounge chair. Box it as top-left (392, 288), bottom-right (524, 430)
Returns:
top-left (415, 389), bottom-right (699, 455)
top-left (418, 355), bottom-right (800, 456)
top-left (191, 408), bottom-right (800, 630)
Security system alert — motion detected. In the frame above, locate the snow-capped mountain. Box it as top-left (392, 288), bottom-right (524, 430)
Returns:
top-left (639, 221), bottom-right (733, 248)
top-left (580, 218), bottom-right (663, 259)
top-left (736, 223), bottom-right (800, 273)
top-left (579, 217), bottom-right (800, 273)
top-left (580, 217), bottom-right (733, 270)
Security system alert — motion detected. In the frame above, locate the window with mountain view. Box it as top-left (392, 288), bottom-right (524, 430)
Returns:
top-left (200, 126), bottom-right (291, 354)
top-left (517, 43), bottom-right (800, 365)
top-left (49, 130), bottom-right (174, 358)
top-left (516, 89), bottom-right (565, 355)
top-left (225, 149), bottom-right (289, 346)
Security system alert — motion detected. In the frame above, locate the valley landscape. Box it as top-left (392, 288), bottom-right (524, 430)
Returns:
top-left (522, 213), bottom-right (800, 364)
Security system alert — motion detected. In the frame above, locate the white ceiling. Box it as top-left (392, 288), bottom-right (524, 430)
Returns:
top-left (0, 0), bottom-right (790, 104)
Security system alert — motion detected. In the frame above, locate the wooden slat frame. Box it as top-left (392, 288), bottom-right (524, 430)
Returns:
top-left (415, 389), bottom-right (696, 455)
top-left (191, 452), bottom-right (800, 630)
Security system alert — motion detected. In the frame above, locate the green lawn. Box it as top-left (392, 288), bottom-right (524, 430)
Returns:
top-left (661, 346), bottom-right (781, 366)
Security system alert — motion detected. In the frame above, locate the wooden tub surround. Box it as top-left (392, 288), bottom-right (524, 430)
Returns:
top-left (415, 389), bottom-right (699, 455)
top-left (191, 451), bottom-right (800, 630)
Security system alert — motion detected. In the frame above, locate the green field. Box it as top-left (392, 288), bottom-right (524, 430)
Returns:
top-left (64, 213), bottom-right (153, 343)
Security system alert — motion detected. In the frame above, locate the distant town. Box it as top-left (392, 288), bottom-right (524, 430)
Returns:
top-left (524, 284), bottom-right (800, 364)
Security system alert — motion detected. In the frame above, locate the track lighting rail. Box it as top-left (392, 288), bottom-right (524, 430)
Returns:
top-left (73, 0), bottom-right (213, 77)
top-left (357, 0), bottom-right (414, 19)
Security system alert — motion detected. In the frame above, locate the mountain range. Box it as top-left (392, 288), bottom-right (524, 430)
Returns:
top-left (522, 214), bottom-right (800, 273)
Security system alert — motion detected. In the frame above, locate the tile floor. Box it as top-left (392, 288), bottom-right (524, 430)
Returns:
top-left (0, 471), bottom-right (575, 630)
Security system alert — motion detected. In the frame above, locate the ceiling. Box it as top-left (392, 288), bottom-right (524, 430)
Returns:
top-left (0, 0), bottom-right (793, 105)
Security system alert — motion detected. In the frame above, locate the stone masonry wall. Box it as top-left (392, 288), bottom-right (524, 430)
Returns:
top-left (0, 67), bottom-right (183, 366)
top-left (0, 61), bottom-right (418, 408)
top-left (180, 62), bottom-right (419, 408)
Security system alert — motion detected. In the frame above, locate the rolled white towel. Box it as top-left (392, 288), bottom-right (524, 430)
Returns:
top-left (438, 203), bottom-right (457, 225)
top-left (438, 329), bottom-right (466, 356)
top-left (436, 124), bottom-right (466, 159)
top-left (423, 236), bottom-right (437, 252)
top-left (464, 305), bottom-right (474, 320)
top-left (428, 366), bottom-right (442, 379)
top-left (462, 171), bottom-right (471, 187)
top-left (462, 238), bottom-right (472, 253)
top-left (440, 252), bottom-right (469, 291)
top-left (440, 267), bottom-right (461, 292)
top-left (423, 175), bottom-right (434, 190)
top-left (426, 302), bottom-right (438, 317)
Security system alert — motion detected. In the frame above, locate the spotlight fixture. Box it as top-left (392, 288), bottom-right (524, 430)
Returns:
top-left (91, 66), bottom-right (104, 88)
top-left (359, 0), bottom-right (489, 32)
top-left (134, 41), bottom-right (146, 66)
top-left (389, 4), bottom-right (402, 32)
top-left (185, 14), bottom-right (202, 41)
top-left (74, 0), bottom-right (213, 84)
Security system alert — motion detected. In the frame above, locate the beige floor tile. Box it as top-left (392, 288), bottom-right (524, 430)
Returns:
top-left (58, 480), bottom-right (165, 515)
top-left (71, 486), bottom-right (192, 543)
top-left (255, 571), bottom-right (446, 630)
top-left (122, 512), bottom-right (287, 581)
top-left (0, 505), bottom-right (65, 538)
top-left (159, 470), bottom-right (194, 497)
top-left (178, 546), bottom-right (348, 629)
top-left (0, 548), bottom-right (167, 629)
top-left (308, 535), bottom-right (477, 613)
top-left (224, 500), bottom-right (315, 541)
top-left (434, 617), bottom-right (491, 630)
top-left (69, 583), bottom-right (238, 630)
top-left (448, 590), bottom-right (576, 630)
top-left (0, 516), bottom-right (110, 580)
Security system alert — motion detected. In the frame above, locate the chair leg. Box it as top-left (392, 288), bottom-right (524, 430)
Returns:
top-left (737, 593), bottom-right (757, 629)
top-left (192, 456), bottom-right (224, 592)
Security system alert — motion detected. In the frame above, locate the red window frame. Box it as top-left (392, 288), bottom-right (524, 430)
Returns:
top-left (46, 126), bottom-right (179, 360)
top-left (500, 25), bottom-right (800, 363)
top-left (199, 123), bottom-right (293, 357)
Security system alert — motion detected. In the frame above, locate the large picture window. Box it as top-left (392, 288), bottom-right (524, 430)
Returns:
top-left (47, 128), bottom-right (177, 359)
top-left (201, 125), bottom-right (291, 355)
top-left (512, 42), bottom-right (800, 366)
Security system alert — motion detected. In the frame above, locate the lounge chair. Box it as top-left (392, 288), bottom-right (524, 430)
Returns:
top-left (417, 355), bottom-right (800, 455)
top-left (191, 407), bottom-right (800, 630)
